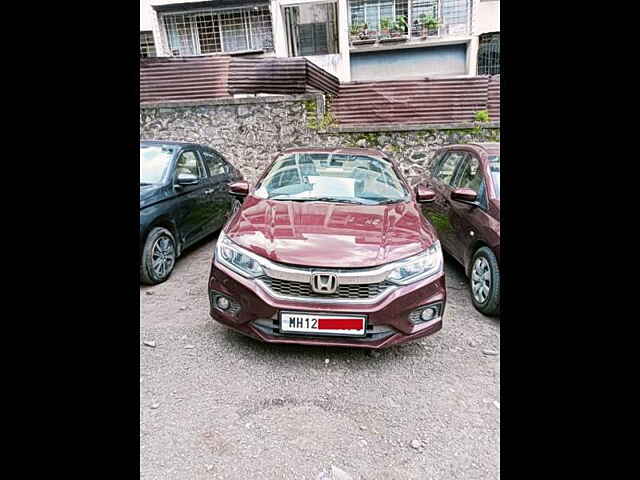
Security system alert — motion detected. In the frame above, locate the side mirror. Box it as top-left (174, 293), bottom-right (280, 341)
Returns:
top-left (176, 173), bottom-right (199, 185)
top-left (229, 181), bottom-right (249, 197)
top-left (451, 187), bottom-right (478, 203)
top-left (415, 185), bottom-right (436, 203)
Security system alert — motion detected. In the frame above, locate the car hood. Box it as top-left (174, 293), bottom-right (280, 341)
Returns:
top-left (140, 184), bottom-right (164, 209)
top-left (224, 196), bottom-right (437, 268)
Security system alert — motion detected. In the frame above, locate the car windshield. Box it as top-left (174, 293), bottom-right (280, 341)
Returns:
top-left (489, 155), bottom-right (500, 199)
top-left (254, 153), bottom-right (409, 204)
top-left (140, 145), bottom-right (175, 184)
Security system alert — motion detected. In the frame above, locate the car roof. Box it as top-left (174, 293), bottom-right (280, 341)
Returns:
top-left (140, 140), bottom-right (206, 149)
top-left (279, 146), bottom-right (390, 160)
top-left (441, 143), bottom-right (500, 156)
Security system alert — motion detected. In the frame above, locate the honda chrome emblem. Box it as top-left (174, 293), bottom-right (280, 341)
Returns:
top-left (311, 272), bottom-right (338, 294)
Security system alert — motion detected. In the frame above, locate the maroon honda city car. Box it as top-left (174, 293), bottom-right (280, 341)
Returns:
top-left (208, 147), bottom-right (445, 349)
top-left (421, 143), bottom-right (500, 315)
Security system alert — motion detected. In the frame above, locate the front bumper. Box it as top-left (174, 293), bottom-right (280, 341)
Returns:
top-left (208, 257), bottom-right (446, 349)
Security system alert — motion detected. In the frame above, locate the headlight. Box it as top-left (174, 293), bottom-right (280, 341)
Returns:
top-left (387, 241), bottom-right (443, 285)
top-left (215, 233), bottom-right (264, 278)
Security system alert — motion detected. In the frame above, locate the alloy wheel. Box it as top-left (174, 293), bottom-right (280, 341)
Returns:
top-left (471, 257), bottom-right (491, 304)
top-left (151, 235), bottom-right (175, 279)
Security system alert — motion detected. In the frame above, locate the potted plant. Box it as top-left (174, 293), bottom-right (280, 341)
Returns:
top-left (351, 23), bottom-right (376, 45)
top-left (419, 14), bottom-right (440, 38)
top-left (391, 15), bottom-right (408, 38)
top-left (350, 22), bottom-right (361, 42)
top-left (380, 17), bottom-right (392, 39)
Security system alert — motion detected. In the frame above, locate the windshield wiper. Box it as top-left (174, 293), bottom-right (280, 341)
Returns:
top-left (140, 182), bottom-right (153, 186)
top-left (306, 197), bottom-right (371, 204)
top-left (372, 199), bottom-right (407, 205)
top-left (270, 196), bottom-right (368, 204)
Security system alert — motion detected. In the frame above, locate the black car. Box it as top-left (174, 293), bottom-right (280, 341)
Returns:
top-left (140, 141), bottom-right (243, 285)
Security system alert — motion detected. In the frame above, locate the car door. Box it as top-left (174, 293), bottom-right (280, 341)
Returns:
top-left (172, 149), bottom-right (209, 247)
top-left (421, 150), bottom-right (468, 261)
top-left (448, 152), bottom-right (489, 262)
top-left (200, 148), bottom-right (233, 232)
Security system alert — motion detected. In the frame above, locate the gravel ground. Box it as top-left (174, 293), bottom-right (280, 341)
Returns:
top-left (140, 233), bottom-right (500, 480)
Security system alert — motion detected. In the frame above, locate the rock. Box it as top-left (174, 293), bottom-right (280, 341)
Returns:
top-left (184, 344), bottom-right (195, 349)
top-left (360, 425), bottom-right (367, 430)
top-left (355, 139), bottom-right (367, 148)
top-left (205, 464), bottom-right (214, 472)
top-left (331, 466), bottom-right (353, 480)
top-left (493, 401), bottom-right (500, 409)
top-left (325, 358), bottom-right (330, 365)
top-left (143, 341), bottom-right (156, 348)
top-left (410, 439), bottom-right (422, 449)
top-left (367, 350), bottom-right (381, 358)
top-left (150, 403), bottom-right (160, 409)
top-left (179, 306), bottom-right (186, 311)
top-left (482, 349), bottom-right (499, 356)
top-left (468, 340), bottom-right (477, 347)
top-left (145, 291), bottom-right (154, 295)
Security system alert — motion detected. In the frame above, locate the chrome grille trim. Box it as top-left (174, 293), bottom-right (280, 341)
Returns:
top-left (261, 260), bottom-right (399, 285)
top-left (256, 278), bottom-right (397, 303)
top-left (260, 277), bottom-right (395, 301)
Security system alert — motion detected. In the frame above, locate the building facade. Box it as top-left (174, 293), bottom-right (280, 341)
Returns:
top-left (140, 0), bottom-right (499, 82)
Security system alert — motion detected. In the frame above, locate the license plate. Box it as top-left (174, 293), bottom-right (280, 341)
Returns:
top-left (279, 311), bottom-right (366, 337)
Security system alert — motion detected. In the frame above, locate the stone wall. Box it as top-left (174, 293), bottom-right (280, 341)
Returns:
top-left (140, 95), bottom-right (500, 186)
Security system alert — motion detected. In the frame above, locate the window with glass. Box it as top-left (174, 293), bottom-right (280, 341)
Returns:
top-left (202, 151), bottom-right (226, 176)
top-left (175, 151), bottom-right (203, 179)
top-left (140, 144), bottom-right (176, 185)
top-left (350, 0), bottom-right (407, 35)
top-left (434, 151), bottom-right (467, 186)
top-left (162, 5), bottom-right (273, 56)
top-left (284, 2), bottom-right (339, 56)
top-left (455, 156), bottom-right (482, 191)
top-left (140, 31), bottom-right (156, 58)
top-left (348, 0), bottom-right (469, 40)
top-left (254, 153), bottom-right (409, 204)
top-left (478, 32), bottom-right (500, 75)
top-left (489, 155), bottom-right (500, 198)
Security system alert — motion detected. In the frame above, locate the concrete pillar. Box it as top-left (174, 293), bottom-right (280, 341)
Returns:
top-left (466, 36), bottom-right (479, 76)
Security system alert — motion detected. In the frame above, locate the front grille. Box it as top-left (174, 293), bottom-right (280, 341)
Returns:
top-left (260, 277), bottom-right (394, 300)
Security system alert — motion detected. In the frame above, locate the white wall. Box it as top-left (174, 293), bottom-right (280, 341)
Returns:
top-left (475, 0), bottom-right (500, 35)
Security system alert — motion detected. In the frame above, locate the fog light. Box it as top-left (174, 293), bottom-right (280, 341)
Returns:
top-left (421, 307), bottom-right (436, 322)
top-left (408, 302), bottom-right (442, 324)
top-left (216, 296), bottom-right (230, 311)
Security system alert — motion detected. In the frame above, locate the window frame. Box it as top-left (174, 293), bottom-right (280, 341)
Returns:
top-left (452, 154), bottom-right (488, 209)
top-left (283, 1), bottom-right (340, 57)
top-left (477, 31), bottom-right (500, 76)
top-left (201, 149), bottom-right (227, 178)
top-left (433, 151), bottom-right (467, 186)
top-left (160, 4), bottom-right (274, 56)
top-left (173, 149), bottom-right (205, 184)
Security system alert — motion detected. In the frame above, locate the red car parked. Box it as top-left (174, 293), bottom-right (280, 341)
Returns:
top-left (208, 148), bottom-right (445, 349)
top-left (421, 143), bottom-right (500, 315)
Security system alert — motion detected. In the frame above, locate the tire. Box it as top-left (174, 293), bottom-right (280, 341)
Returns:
top-left (470, 247), bottom-right (500, 316)
top-left (140, 227), bottom-right (177, 285)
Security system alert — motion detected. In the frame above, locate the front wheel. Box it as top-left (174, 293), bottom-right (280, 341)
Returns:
top-left (470, 247), bottom-right (500, 316)
top-left (140, 227), bottom-right (177, 285)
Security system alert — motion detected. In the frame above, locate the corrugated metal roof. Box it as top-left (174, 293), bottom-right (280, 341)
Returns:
top-left (306, 60), bottom-right (340, 97)
top-left (228, 57), bottom-right (307, 95)
top-left (487, 75), bottom-right (500, 123)
top-left (140, 56), bottom-right (230, 103)
top-left (332, 76), bottom-right (492, 125)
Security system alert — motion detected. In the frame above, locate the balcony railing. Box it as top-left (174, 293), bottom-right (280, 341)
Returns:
top-left (348, 0), bottom-right (471, 48)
